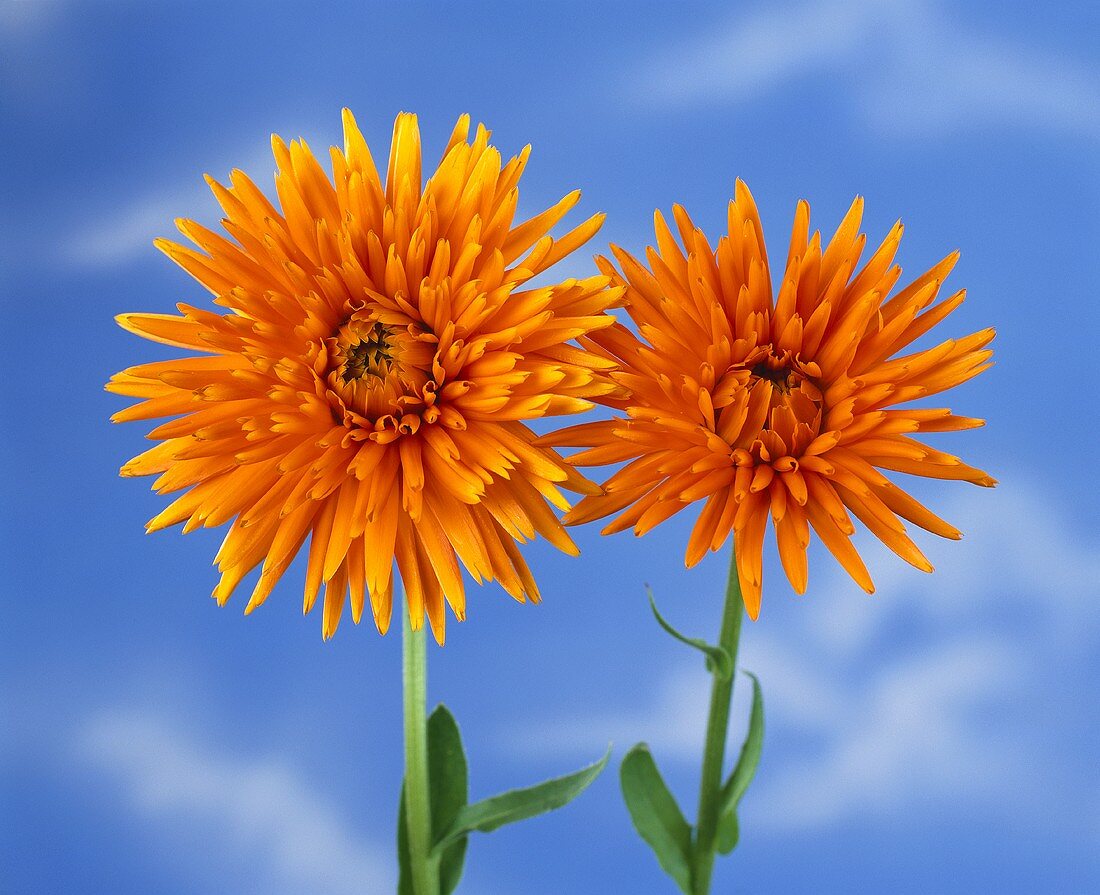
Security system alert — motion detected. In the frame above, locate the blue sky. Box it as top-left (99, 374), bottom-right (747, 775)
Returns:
top-left (2, 1), bottom-right (1098, 893)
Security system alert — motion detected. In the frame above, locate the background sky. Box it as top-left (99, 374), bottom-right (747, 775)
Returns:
top-left (2, 1), bottom-right (1098, 893)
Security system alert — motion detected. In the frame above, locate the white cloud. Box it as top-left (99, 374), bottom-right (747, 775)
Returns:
top-left (519, 639), bottom-right (844, 764)
top-left (639, 0), bottom-right (1100, 143)
top-left (644, 0), bottom-right (879, 104)
top-left (809, 474), bottom-right (1100, 653)
top-left (518, 663), bottom-right (711, 761)
top-left (65, 193), bottom-right (196, 267)
top-left (0, 0), bottom-right (61, 41)
top-left (63, 144), bottom-right (276, 269)
top-left (81, 709), bottom-right (393, 895)
top-left (746, 636), bottom-right (1018, 828)
top-left (61, 134), bottom-right (597, 274)
top-left (518, 476), bottom-right (1100, 831)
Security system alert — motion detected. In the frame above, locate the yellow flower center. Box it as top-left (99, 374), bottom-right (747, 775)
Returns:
top-left (750, 360), bottom-right (796, 394)
top-left (324, 313), bottom-right (435, 428)
top-left (741, 346), bottom-right (825, 452)
top-left (338, 320), bottom-right (397, 382)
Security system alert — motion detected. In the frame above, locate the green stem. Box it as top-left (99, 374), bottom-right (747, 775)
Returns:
top-left (403, 611), bottom-right (439, 895)
top-left (692, 544), bottom-right (745, 895)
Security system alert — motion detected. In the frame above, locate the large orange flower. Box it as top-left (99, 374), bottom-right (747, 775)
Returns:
top-left (110, 110), bottom-right (622, 642)
top-left (546, 181), bottom-right (994, 617)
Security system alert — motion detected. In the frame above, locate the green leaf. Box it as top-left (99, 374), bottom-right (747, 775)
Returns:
top-left (619, 743), bottom-right (694, 894)
top-left (433, 747), bottom-right (611, 852)
top-left (396, 783), bottom-right (413, 895)
top-left (438, 834), bottom-right (468, 895)
top-left (646, 585), bottom-right (732, 679)
top-left (427, 705), bottom-right (468, 895)
top-left (716, 809), bottom-right (740, 855)
top-left (397, 705), bottom-right (469, 895)
top-left (720, 671), bottom-right (765, 810)
top-left (715, 670), bottom-right (764, 854)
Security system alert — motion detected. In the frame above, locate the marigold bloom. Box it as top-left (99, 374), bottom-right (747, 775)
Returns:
top-left (110, 110), bottom-right (622, 641)
top-left (547, 181), bottom-right (994, 618)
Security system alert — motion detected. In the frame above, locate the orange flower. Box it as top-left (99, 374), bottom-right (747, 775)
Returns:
top-left (110, 110), bottom-right (622, 642)
top-left (546, 181), bottom-right (994, 618)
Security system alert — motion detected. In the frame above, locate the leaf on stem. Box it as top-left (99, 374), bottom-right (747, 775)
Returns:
top-left (427, 705), bottom-right (469, 895)
top-left (715, 671), bottom-right (764, 854)
top-left (716, 810), bottom-right (740, 855)
top-left (620, 743), bottom-right (693, 894)
top-left (432, 747), bottom-right (611, 852)
top-left (646, 585), bottom-right (732, 680)
top-left (397, 704), bottom-right (470, 895)
top-left (396, 782), bottom-right (413, 895)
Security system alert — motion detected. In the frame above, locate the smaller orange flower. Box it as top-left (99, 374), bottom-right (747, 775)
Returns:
top-left (545, 181), bottom-right (995, 617)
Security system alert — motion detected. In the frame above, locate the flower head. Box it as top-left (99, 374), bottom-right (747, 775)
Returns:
top-left (548, 181), bottom-right (994, 618)
top-left (110, 110), bottom-right (622, 642)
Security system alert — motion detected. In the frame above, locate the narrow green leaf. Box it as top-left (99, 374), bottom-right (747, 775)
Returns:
top-left (619, 743), bottom-right (693, 894)
top-left (438, 837), bottom-right (468, 895)
top-left (433, 747), bottom-right (611, 851)
top-left (428, 705), bottom-right (467, 832)
top-left (427, 705), bottom-right (469, 895)
top-left (397, 706), bottom-right (469, 895)
top-left (715, 809), bottom-right (740, 855)
top-left (396, 783), bottom-right (414, 895)
top-left (646, 585), bottom-right (732, 679)
top-left (714, 670), bottom-right (764, 855)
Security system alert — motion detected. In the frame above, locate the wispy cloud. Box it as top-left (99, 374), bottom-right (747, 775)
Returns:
top-left (63, 145), bottom-right (277, 269)
top-left (65, 192), bottom-right (201, 268)
top-left (518, 476), bottom-right (1100, 830)
top-left (517, 662), bottom-right (712, 762)
top-left (638, 0), bottom-right (1100, 143)
top-left (81, 708), bottom-right (393, 895)
top-left (0, 0), bottom-right (61, 42)
top-left (746, 636), bottom-right (1018, 828)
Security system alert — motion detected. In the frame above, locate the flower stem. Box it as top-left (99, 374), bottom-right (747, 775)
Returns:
top-left (403, 611), bottom-right (439, 895)
top-left (692, 544), bottom-right (745, 895)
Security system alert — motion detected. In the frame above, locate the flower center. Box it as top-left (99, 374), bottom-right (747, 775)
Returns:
top-left (338, 321), bottom-right (396, 382)
top-left (739, 346), bottom-right (826, 457)
top-left (323, 314), bottom-right (436, 429)
top-left (745, 346), bottom-right (812, 398)
top-left (750, 360), bottom-right (795, 394)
